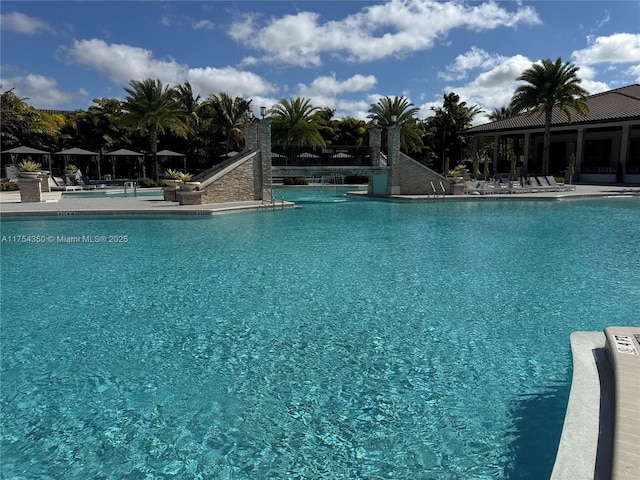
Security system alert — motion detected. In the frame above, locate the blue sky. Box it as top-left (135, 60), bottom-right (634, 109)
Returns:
top-left (1, 1), bottom-right (639, 123)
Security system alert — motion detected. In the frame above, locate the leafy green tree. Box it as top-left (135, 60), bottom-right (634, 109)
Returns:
top-left (312, 107), bottom-right (337, 144)
top-left (425, 93), bottom-right (482, 172)
top-left (510, 57), bottom-right (589, 175)
top-left (367, 96), bottom-right (423, 153)
top-left (333, 117), bottom-right (367, 146)
top-left (201, 92), bottom-right (252, 156)
top-left (119, 79), bottom-right (188, 179)
top-left (269, 97), bottom-right (325, 145)
top-left (0, 88), bottom-right (63, 150)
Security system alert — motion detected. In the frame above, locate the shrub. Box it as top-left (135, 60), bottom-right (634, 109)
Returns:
top-left (18, 160), bottom-right (42, 172)
top-left (283, 177), bottom-right (309, 185)
top-left (138, 178), bottom-right (158, 188)
top-left (1, 181), bottom-right (19, 191)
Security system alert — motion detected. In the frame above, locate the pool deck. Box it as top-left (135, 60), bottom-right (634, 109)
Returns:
top-left (1, 184), bottom-right (639, 217)
top-left (0, 188), bottom-right (295, 216)
top-left (552, 328), bottom-right (640, 480)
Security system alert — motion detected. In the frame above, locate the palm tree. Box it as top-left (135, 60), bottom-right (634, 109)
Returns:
top-left (119, 78), bottom-right (188, 180)
top-left (488, 105), bottom-right (519, 121)
top-left (269, 97), bottom-right (325, 145)
top-left (510, 58), bottom-right (589, 175)
top-left (203, 92), bottom-right (252, 156)
top-left (367, 96), bottom-right (423, 153)
top-left (175, 82), bottom-right (202, 168)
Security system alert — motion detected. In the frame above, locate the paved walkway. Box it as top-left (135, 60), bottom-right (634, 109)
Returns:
top-left (1, 185), bottom-right (639, 217)
top-left (0, 188), bottom-right (294, 216)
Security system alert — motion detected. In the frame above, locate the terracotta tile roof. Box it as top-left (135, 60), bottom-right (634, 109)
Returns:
top-left (463, 84), bottom-right (640, 134)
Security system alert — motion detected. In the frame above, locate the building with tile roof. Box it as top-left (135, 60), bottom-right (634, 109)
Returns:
top-left (462, 84), bottom-right (640, 183)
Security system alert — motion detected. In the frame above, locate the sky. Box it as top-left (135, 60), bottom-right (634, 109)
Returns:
top-left (1, 1), bottom-right (639, 124)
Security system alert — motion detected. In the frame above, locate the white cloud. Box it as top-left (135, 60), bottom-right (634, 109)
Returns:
top-left (572, 33), bottom-right (640, 65)
top-left (0, 11), bottom-right (54, 35)
top-left (0, 74), bottom-right (85, 109)
top-left (229, 0), bottom-right (541, 67)
top-left (193, 19), bottom-right (215, 31)
top-left (439, 46), bottom-right (502, 81)
top-left (64, 39), bottom-right (275, 100)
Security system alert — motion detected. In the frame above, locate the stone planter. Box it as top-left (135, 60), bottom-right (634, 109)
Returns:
top-left (449, 176), bottom-right (464, 184)
top-left (39, 172), bottom-right (51, 192)
top-left (163, 180), bottom-right (181, 202)
top-left (18, 171), bottom-right (42, 179)
top-left (181, 181), bottom-right (201, 192)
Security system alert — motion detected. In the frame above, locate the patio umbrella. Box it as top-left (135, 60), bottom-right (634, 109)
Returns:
top-left (568, 153), bottom-right (576, 185)
top-left (472, 154), bottom-right (480, 179)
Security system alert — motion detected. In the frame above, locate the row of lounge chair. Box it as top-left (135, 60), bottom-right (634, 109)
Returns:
top-left (49, 174), bottom-right (96, 191)
top-left (465, 176), bottom-right (576, 195)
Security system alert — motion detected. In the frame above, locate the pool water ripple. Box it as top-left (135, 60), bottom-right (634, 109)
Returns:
top-left (1, 191), bottom-right (639, 479)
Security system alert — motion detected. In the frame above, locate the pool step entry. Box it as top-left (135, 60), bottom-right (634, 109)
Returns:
top-left (604, 327), bottom-right (640, 480)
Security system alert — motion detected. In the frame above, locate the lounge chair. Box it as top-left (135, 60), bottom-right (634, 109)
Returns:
top-left (50, 176), bottom-right (80, 191)
top-left (546, 176), bottom-right (575, 191)
top-left (535, 176), bottom-right (556, 192)
top-left (79, 176), bottom-right (97, 190)
top-left (465, 180), bottom-right (481, 195)
top-left (476, 181), bottom-right (496, 195)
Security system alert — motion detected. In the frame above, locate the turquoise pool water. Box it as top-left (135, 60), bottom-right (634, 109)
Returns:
top-left (1, 190), bottom-right (639, 479)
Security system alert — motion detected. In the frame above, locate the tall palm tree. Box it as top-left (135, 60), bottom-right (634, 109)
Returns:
top-left (367, 96), bottom-right (423, 153)
top-left (269, 97), bottom-right (325, 145)
top-left (202, 92), bottom-right (252, 156)
top-left (119, 78), bottom-right (188, 180)
top-left (510, 58), bottom-right (589, 175)
top-left (175, 82), bottom-right (202, 168)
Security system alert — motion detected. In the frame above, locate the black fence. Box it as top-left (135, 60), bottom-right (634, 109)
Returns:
top-left (271, 145), bottom-right (376, 167)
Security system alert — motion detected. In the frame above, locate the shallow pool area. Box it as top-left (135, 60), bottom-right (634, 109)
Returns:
top-left (1, 191), bottom-right (639, 479)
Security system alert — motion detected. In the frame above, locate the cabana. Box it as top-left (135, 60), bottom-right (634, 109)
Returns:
top-left (157, 149), bottom-right (186, 172)
top-left (105, 148), bottom-right (144, 180)
top-left (3, 145), bottom-right (52, 170)
top-left (53, 147), bottom-right (100, 178)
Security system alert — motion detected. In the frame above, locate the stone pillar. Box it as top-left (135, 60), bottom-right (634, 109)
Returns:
top-left (386, 125), bottom-right (401, 195)
top-left (244, 121), bottom-right (259, 151)
top-left (259, 119), bottom-right (273, 201)
top-left (19, 176), bottom-right (43, 203)
top-left (39, 172), bottom-right (50, 192)
top-left (369, 127), bottom-right (382, 166)
top-left (575, 128), bottom-right (585, 176)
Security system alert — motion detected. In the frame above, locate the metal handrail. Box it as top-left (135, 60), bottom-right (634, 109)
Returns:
top-left (271, 186), bottom-right (285, 210)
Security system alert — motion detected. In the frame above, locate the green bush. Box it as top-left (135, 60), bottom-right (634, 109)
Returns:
top-left (283, 177), bottom-right (309, 185)
top-left (138, 178), bottom-right (158, 188)
top-left (1, 182), bottom-right (19, 191)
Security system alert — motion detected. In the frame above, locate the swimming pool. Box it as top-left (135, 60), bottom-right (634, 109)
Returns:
top-left (1, 190), bottom-right (639, 479)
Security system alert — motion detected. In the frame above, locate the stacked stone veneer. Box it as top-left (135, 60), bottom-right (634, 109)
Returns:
top-left (179, 119), bottom-right (271, 206)
top-left (398, 153), bottom-right (452, 195)
top-left (18, 177), bottom-right (43, 202)
top-left (196, 153), bottom-right (260, 205)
